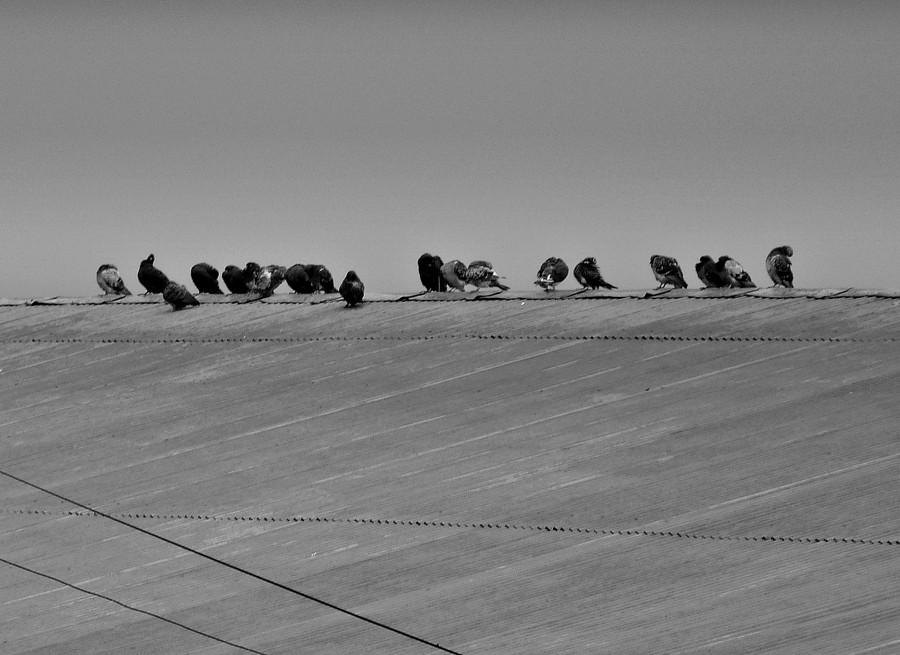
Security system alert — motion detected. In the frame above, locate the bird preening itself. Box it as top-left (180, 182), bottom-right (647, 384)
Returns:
top-left (573, 257), bottom-right (617, 290)
top-left (439, 259), bottom-right (468, 291)
top-left (137, 254), bottom-right (170, 294)
top-left (766, 245), bottom-right (794, 288)
top-left (244, 263), bottom-right (286, 297)
top-left (649, 255), bottom-right (688, 289)
top-left (534, 257), bottom-right (569, 291)
top-left (162, 280), bottom-right (200, 310)
top-left (465, 260), bottom-right (510, 291)
top-left (717, 256), bottom-right (755, 288)
top-left (695, 256), bottom-right (730, 288)
top-left (222, 265), bottom-right (250, 294)
top-left (190, 263), bottom-right (224, 294)
top-left (96, 264), bottom-right (131, 295)
top-left (286, 264), bottom-right (338, 294)
top-left (339, 270), bottom-right (365, 307)
top-left (418, 253), bottom-right (447, 292)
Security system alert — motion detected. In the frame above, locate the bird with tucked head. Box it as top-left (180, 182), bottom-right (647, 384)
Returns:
top-left (190, 263), bottom-right (224, 294)
top-left (339, 270), bottom-right (365, 307)
top-left (163, 280), bottom-right (200, 310)
top-left (96, 264), bottom-right (131, 295)
top-left (766, 246), bottom-right (794, 288)
top-left (573, 257), bottom-right (617, 290)
top-left (534, 257), bottom-right (569, 291)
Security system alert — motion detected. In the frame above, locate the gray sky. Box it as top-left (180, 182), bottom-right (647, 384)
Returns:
top-left (2, 1), bottom-right (899, 296)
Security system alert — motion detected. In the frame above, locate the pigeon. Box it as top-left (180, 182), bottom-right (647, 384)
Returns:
top-left (649, 255), bottom-right (688, 289)
top-left (465, 260), bottom-right (510, 291)
top-left (96, 264), bottom-right (131, 295)
top-left (695, 256), bottom-right (729, 288)
top-left (440, 259), bottom-right (468, 291)
top-left (222, 265), bottom-right (250, 294)
top-left (285, 263), bottom-right (315, 293)
top-left (137, 254), bottom-right (170, 294)
top-left (244, 263), bottom-right (286, 297)
top-left (717, 256), bottom-right (755, 288)
top-left (418, 253), bottom-right (447, 292)
top-left (572, 257), bottom-right (617, 290)
top-left (766, 245), bottom-right (794, 288)
top-left (190, 263), bottom-right (224, 294)
top-left (312, 265), bottom-right (338, 293)
top-left (162, 280), bottom-right (200, 310)
top-left (534, 257), bottom-right (569, 291)
top-left (339, 270), bottom-right (365, 307)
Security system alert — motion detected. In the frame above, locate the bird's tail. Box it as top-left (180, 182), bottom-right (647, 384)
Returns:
top-left (600, 280), bottom-right (617, 290)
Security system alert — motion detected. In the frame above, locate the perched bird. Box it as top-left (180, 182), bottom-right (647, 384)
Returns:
top-left (96, 264), bottom-right (131, 295)
top-left (695, 256), bottom-right (729, 288)
top-left (137, 254), bottom-right (170, 294)
top-left (534, 257), bottom-right (569, 291)
top-left (339, 270), bottom-right (365, 307)
top-left (717, 256), bottom-right (755, 288)
top-left (573, 257), bottom-right (617, 290)
top-left (190, 263), bottom-right (224, 294)
top-left (417, 253), bottom-right (447, 292)
top-left (162, 280), bottom-right (200, 310)
top-left (311, 265), bottom-right (338, 293)
top-left (285, 263), bottom-right (315, 293)
top-left (766, 245), bottom-right (794, 288)
top-left (465, 260), bottom-right (510, 291)
top-left (649, 255), bottom-right (688, 289)
top-left (222, 265), bottom-right (250, 294)
top-left (245, 263), bottom-right (286, 297)
top-left (440, 259), bottom-right (468, 291)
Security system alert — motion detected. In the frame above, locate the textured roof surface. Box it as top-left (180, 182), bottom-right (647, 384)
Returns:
top-left (2, 291), bottom-right (899, 654)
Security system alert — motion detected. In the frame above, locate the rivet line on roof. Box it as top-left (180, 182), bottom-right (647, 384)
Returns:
top-left (4, 335), bottom-right (895, 344)
top-left (4, 508), bottom-right (895, 546)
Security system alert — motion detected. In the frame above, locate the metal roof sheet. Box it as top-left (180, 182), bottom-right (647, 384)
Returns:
top-left (1, 295), bottom-right (899, 654)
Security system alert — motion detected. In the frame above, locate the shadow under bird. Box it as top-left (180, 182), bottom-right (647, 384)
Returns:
top-left (534, 257), bottom-right (569, 291)
top-left (163, 280), bottom-right (200, 310)
top-left (96, 264), bottom-right (131, 295)
top-left (339, 270), bottom-right (365, 306)
top-left (440, 259), bottom-right (468, 291)
top-left (418, 253), bottom-right (447, 292)
top-left (222, 265), bottom-right (250, 294)
top-left (465, 260), bottom-right (510, 291)
top-left (573, 257), bottom-right (617, 290)
top-left (717, 256), bottom-right (755, 288)
top-left (137, 254), bottom-right (170, 294)
top-left (190, 263), bottom-right (224, 294)
top-left (766, 245), bottom-right (794, 288)
top-left (649, 255), bottom-right (688, 289)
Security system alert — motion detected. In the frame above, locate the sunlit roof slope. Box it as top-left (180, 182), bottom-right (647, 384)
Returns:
top-left (2, 292), bottom-right (899, 654)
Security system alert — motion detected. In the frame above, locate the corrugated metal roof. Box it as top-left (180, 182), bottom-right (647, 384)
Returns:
top-left (1, 294), bottom-right (899, 654)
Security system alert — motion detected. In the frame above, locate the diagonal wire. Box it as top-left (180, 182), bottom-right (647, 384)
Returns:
top-left (0, 468), bottom-right (463, 655)
top-left (0, 555), bottom-right (270, 655)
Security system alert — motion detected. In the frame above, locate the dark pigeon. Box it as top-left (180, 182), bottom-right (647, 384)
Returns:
top-left (418, 253), bottom-right (447, 292)
top-left (695, 255), bottom-right (730, 289)
top-left (534, 257), bottom-right (569, 291)
top-left (163, 280), bottom-right (200, 310)
top-left (137, 254), bottom-right (170, 294)
top-left (96, 264), bottom-right (131, 295)
top-left (222, 265), bottom-right (250, 294)
top-left (190, 263), bottom-right (224, 294)
top-left (339, 270), bottom-right (365, 307)
top-left (717, 256), bottom-right (755, 288)
top-left (573, 257), bottom-right (617, 290)
top-left (286, 263), bottom-right (315, 293)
